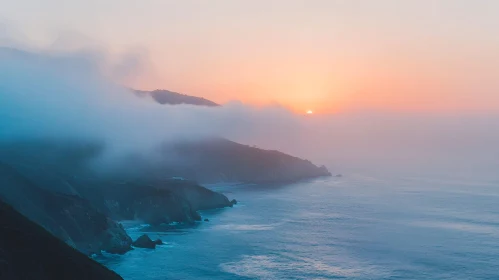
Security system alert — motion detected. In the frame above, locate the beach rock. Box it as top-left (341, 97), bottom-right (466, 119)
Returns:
top-left (132, 234), bottom-right (157, 249)
top-left (154, 239), bottom-right (163, 245)
top-left (100, 220), bottom-right (133, 254)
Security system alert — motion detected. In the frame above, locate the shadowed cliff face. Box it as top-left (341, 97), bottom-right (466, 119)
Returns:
top-left (0, 156), bottom-right (235, 255)
top-left (0, 163), bottom-right (132, 255)
top-left (0, 140), bottom-right (238, 250)
top-left (158, 180), bottom-right (235, 211)
top-left (0, 137), bottom-right (325, 257)
top-left (93, 182), bottom-right (202, 225)
top-left (0, 140), bottom-right (105, 195)
top-left (0, 199), bottom-right (123, 280)
top-left (86, 179), bottom-right (234, 226)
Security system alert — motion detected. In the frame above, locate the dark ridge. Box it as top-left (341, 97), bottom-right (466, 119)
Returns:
top-left (0, 198), bottom-right (123, 280)
top-left (134, 89), bottom-right (219, 106)
top-left (0, 162), bottom-right (132, 255)
top-left (0, 139), bottom-right (236, 250)
top-left (84, 179), bottom-right (234, 226)
top-left (157, 138), bottom-right (332, 184)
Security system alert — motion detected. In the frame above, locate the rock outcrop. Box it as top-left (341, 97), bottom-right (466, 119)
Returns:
top-left (157, 180), bottom-right (235, 211)
top-left (132, 234), bottom-right (162, 249)
top-left (0, 198), bottom-right (123, 280)
top-left (91, 180), bottom-right (235, 226)
top-left (94, 182), bottom-right (202, 226)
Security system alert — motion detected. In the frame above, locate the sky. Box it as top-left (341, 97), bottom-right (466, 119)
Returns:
top-left (1, 0), bottom-right (499, 113)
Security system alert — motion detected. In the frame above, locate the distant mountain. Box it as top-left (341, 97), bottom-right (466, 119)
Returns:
top-left (154, 138), bottom-right (332, 184)
top-left (0, 198), bottom-right (123, 280)
top-left (134, 89), bottom-right (219, 106)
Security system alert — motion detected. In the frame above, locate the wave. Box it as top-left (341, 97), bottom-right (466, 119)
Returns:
top-left (211, 223), bottom-right (278, 231)
top-left (220, 254), bottom-right (388, 279)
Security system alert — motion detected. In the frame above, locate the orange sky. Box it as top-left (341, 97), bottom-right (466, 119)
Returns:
top-left (2, 0), bottom-right (499, 114)
top-left (132, 40), bottom-right (499, 114)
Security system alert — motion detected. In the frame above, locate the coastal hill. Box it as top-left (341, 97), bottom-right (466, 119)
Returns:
top-left (128, 90), bottom-right (331, 183)
top-left (0, 162), bottom-right (133, 255)
top-left (157, 138), bottom-right (331, 184)
top-left (0, 198), bottom-right (123, 280)
top-left (134, 89), bottom-right (219, 106)
top-left (0, 48), bottom-right (330, 278)
top-left (0, 159), bottom-right (235, 254)
top-left (0, 104), bottom-right (330, 277)
top-left (81, 180), bottom-right (235, 226)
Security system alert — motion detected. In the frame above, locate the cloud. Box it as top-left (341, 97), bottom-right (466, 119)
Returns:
top-left (1, 45), bottom-right (498, 180)
top-left (0, 46), bottom-right (301, 163)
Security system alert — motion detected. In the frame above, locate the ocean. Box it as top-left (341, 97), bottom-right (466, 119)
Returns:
top-left (96, 172), bottom-right (499, 279)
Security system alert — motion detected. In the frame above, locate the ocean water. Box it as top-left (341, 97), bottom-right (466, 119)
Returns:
top-left (97, 173), bottom-right (499, 279)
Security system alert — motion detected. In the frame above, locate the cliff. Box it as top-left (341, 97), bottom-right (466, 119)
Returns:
top-left (159, 180), bottom-right (235, 211)
top-left (0, 199), bottom-right (123, 280)
top-left (0, 159), bottom-right (234, 256)
top-left (0, 163), bottom-right (132, 255)
top-left (85, 179), bottom-right (234, 226)
top-left (0, 136), bottom-right (328, 257)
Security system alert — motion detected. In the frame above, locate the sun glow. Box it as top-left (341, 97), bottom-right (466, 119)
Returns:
top-left (306, 110), bottom-right (314, 115)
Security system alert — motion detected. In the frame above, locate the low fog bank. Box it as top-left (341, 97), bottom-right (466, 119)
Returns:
top-left (248, 113), bottom-right (499, 181)
top-left (1, 46), bottom-right (498, 181)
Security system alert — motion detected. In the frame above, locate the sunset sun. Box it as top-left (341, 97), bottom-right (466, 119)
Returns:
top-left (306, 110), bottom-right (314, 115)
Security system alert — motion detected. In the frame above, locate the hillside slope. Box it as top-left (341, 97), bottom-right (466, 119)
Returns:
top-left (156, 138), bottom-right (331, 184)
top-left (0, 199), bottom-right (123, 280)
top-left (0, 163), bottom-right (132, 255)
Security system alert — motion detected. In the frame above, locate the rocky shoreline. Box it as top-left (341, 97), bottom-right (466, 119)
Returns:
top-left (0, 161), bottom-right (237, 256)
top-left (0, 138), bottom-right (330, 279)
